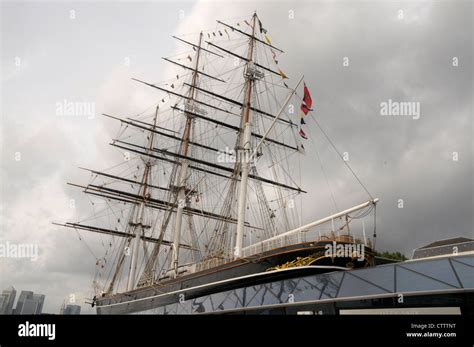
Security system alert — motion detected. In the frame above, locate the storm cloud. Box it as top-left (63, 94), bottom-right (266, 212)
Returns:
top-left (1, 0), bottom-right (472, 314)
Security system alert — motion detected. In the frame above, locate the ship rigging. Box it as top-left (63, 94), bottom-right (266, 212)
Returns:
top-left (54, 12), bottom-right (378, 314)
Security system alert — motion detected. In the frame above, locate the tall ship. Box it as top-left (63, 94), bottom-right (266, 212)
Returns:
top-left (55, 12), bottom-right (380, 314)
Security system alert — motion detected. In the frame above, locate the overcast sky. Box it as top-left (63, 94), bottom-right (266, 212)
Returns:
top-left (1, 0), bottom-right (472, 314)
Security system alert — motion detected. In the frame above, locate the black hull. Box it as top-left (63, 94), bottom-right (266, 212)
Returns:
top-left (96, 241), bottom-right (373, 314)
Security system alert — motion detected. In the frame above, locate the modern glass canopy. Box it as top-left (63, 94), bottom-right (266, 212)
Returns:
top-left (138, 254), bottom-right (473, 314)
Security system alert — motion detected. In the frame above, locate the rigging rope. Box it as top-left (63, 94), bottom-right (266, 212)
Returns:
top-left (304, 108), bottom-right (375, 201)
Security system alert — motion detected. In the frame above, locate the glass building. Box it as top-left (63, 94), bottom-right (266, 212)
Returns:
top-left (13, 291), bottom-right (45, 314)
top-left (0, 286), bottom-right (16, 314)
top-left (136, 254), bottom-right (473, 314)
top-left (60, 304), bottom-right (81, 315)
top-left (13, 291), bottom-right (33, 314)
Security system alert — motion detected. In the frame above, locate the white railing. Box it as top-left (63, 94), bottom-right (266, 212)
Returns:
top-left (195, 257), bottom-right (229, 272)
top-left (241, 229), bottom-right (363, 258)
top-left (194, 229), bottom-right (367, 273)
top-left (241, 198), bottom-right (378, 258)
top-left (194, 198), bottom-right (378, 273)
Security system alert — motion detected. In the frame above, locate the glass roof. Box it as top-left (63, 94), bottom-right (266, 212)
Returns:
top-left (139, 254), bottom-right (473, 314)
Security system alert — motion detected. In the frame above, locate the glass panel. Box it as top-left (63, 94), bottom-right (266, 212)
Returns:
top-left (401, 259), bottom-right (460, 287)
top-left (396, 266), bottom-right (454, 292)
top-left (207, 295), bottom-right (217, 311)
top-left (337, 272), bottom-right (388, 297)
top-left (292, 277), bottom-right (322, 301)
top-left (266, 281), bottom-right (288, 303)
top-left (232, 288), bottom-right (245, 308)
top-left (246, 286), bottom-right (266, 307)
top-left (261, 285), bottom-right (283, 305)
top-left (163, 303), bottom-right (177, 315)
top-left (191, 300), bottom-right (205, 314)
top-left (246, 285), bottom-right (280, 307)
top-left (297, 274), bottom-right (319, 287)
top-left (453, 255), bottom-right (474, 267)
top-left (155, 305), bottom-right (165, 314)
top-left (320, 271), bottom-right (344, 299)
top-left (195, 295), bottom-right (214, 313)
top-left (242, 285), bottom-right (259, 306)
top-left (221, 289), bottom-right (244, 310)
top-left (451, 260), bottom-right (474, 288)
top-left (176, 300), bottom-right (190, 314)
top-left (208, 291), bottom-right (226, 310)
top-left (283, 279), bottom-right (298, 294)
top-left (267, 281), bottom-right (283, 294)
top-left (351, 264), bottom-right (394, 292)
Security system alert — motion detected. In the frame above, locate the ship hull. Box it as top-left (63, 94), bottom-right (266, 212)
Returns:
top-left (96, 240), bottom-right (373, 314)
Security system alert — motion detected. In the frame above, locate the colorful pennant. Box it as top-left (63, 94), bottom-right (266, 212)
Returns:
top-left (298, 82), bottom-right (313, 139)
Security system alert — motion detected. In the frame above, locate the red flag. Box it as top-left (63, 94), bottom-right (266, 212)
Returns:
top-left (300, 103), bottom-right (311, 115)
top-left (299, 128), bottom-right (308, 139)
top-left (303, 83), bottom-right (313, 108)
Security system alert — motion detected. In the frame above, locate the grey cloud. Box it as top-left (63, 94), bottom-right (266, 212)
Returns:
top-left (1, 0), bottom-right (472, 313)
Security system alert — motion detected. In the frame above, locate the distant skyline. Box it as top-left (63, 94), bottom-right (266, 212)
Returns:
top-left (0, 285), bottom-right (83, 314)
top-left (0, 286), bottom-right (46, 314)
top-left (1, 0), bottom-right (472, 314)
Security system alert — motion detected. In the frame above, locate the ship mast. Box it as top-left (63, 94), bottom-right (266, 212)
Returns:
top-left (170, 31), bottom-right (203, 277)
top-left (234, 13), bottom-right (257, 259)
top-left (57, 14), bottom-right (309, 293)
top-left (53, 13), bottom-right (383, 303)
top-left (126, 105), bottom-right (159, 290)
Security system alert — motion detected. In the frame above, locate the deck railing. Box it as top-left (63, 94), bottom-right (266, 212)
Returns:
top-left (194, 229), bottom-right (369, 273)
top-left (194, 199), bottom-right (378, 274)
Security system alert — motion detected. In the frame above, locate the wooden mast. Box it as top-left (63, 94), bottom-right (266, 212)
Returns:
top-left (170, 31), bottom-right (203, 277)
top-left (126, 105), bottom-right (159, 291)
